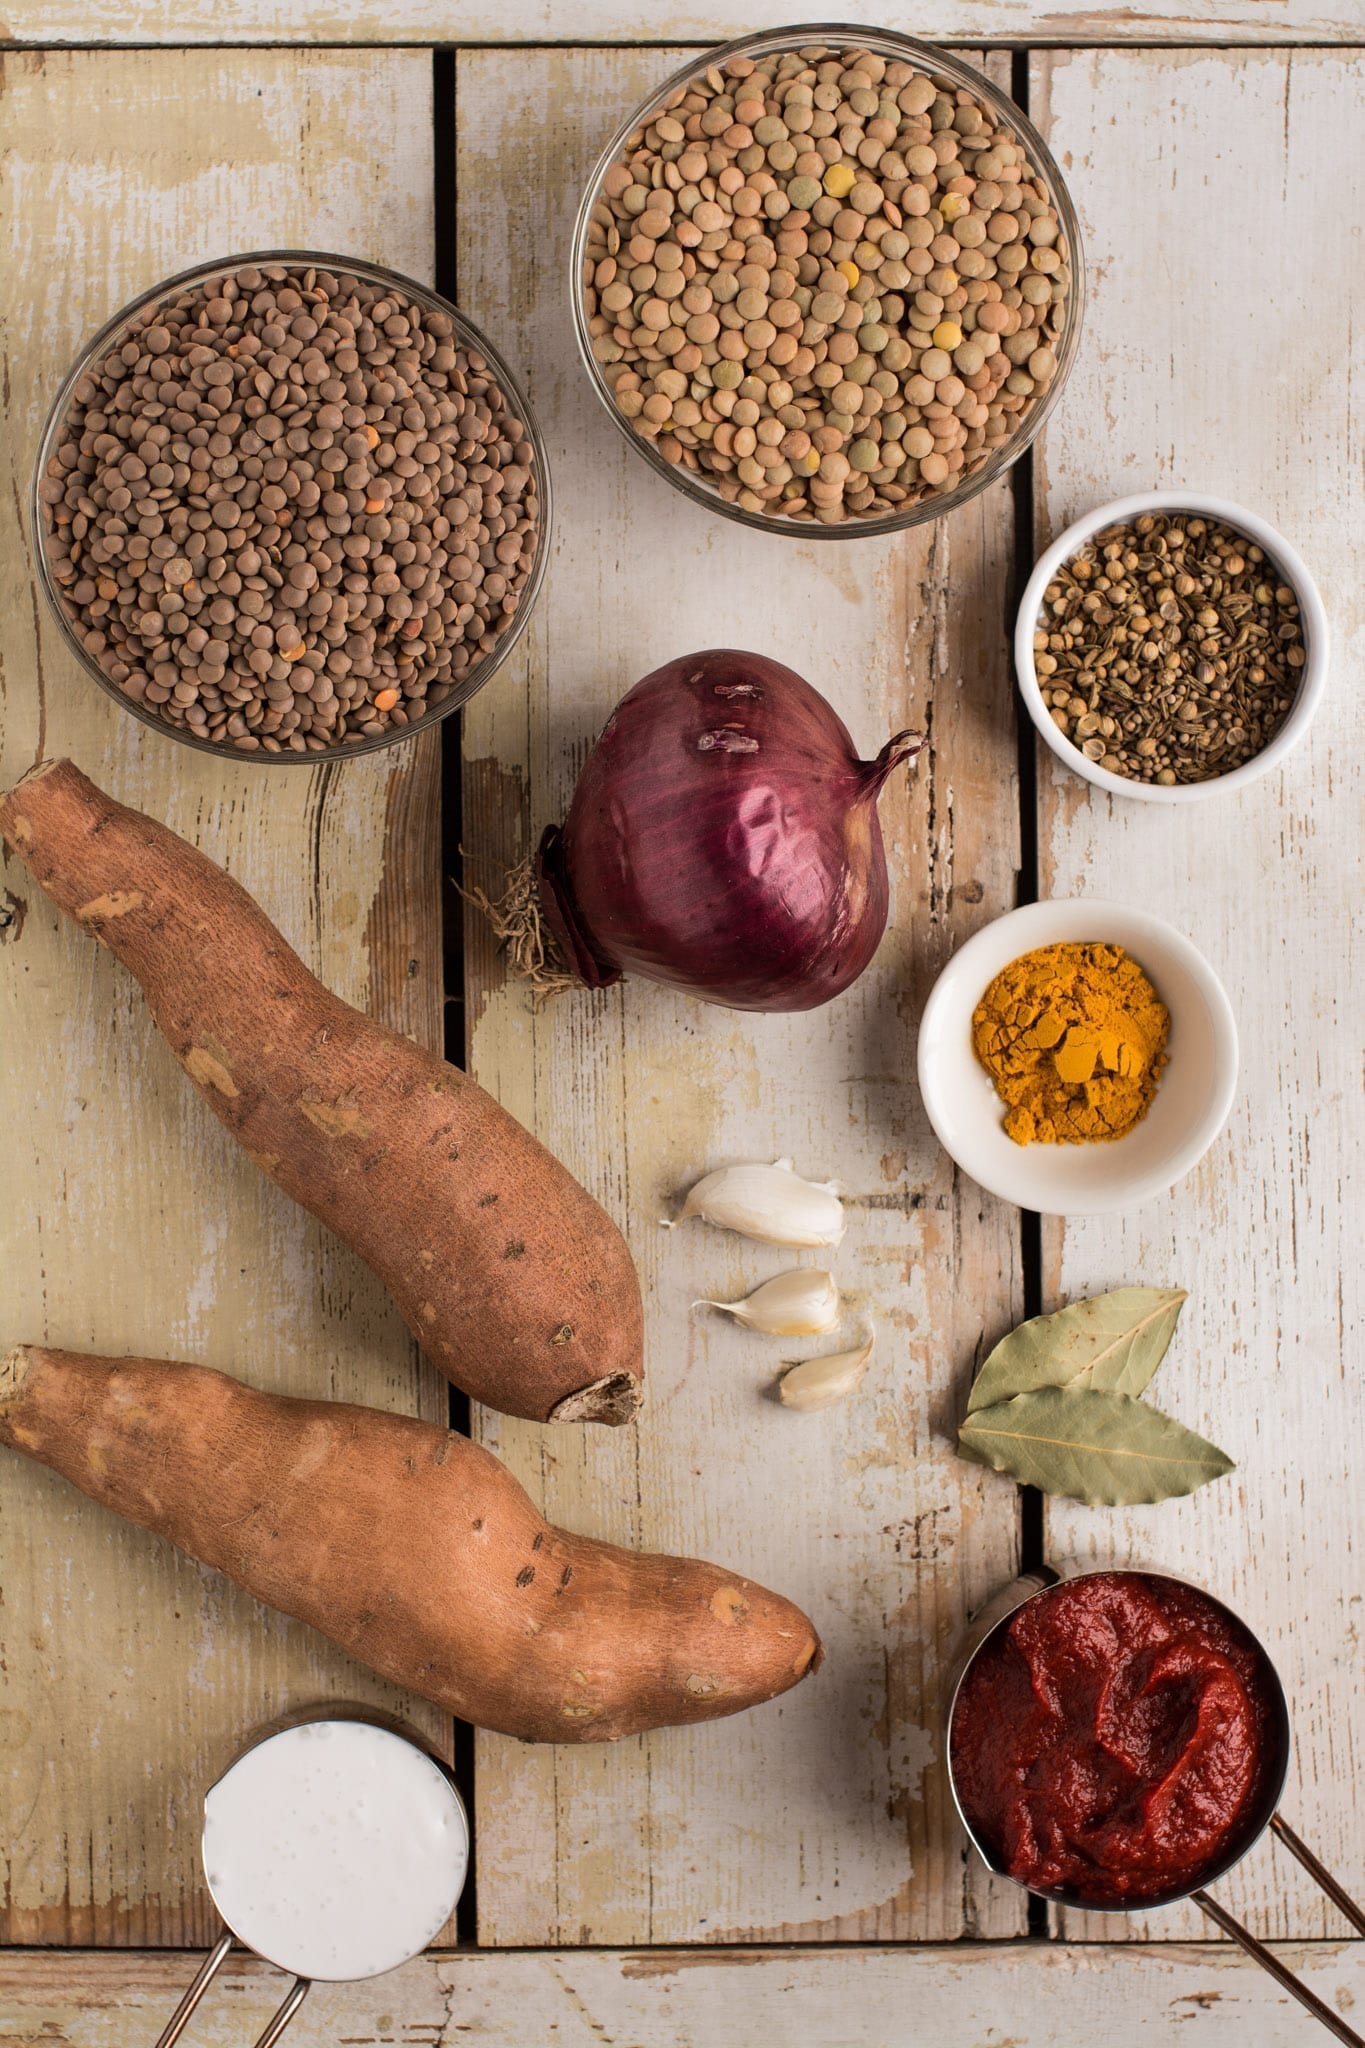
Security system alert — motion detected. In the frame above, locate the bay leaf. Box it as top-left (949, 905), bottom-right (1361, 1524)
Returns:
top-left (966, 1287), bottom-right (1188, 1413)
top-left (958, 1386), bottom-right (1233, 1506)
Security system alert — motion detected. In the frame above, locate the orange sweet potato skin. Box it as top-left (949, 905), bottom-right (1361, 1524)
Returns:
top-left (0, 759), bottom-right (642, 1425)
top-left (0, 1346), bottom-right (820, 1741)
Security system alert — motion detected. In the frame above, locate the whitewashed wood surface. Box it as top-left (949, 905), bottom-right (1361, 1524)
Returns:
top-left (5, 0), bottom-right (1360, 46)
top-left (5, 1943), bottom-right (1365, 2045)
top-left (0, 15), bottom-right (1361, 2045)
top-left (1032, 45), bottom-right (1365, 1945)
top-left (0, 48), bottom-right (451, 1947)
top-left (459, 42), bottom-right (1028, 1950)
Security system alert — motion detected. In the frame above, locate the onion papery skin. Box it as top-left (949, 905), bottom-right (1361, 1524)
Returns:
top-left (536, 649), bottom-right (922, 1014)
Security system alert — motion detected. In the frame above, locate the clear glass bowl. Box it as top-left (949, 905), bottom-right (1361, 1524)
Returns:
top-left (572, 25), bottom-right (1085, 539)
top-left (31, 249), bottom-right (552, 762)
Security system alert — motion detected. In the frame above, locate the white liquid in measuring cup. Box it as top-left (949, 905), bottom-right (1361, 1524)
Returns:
top-left (202, 1720), bottom-right (467, 1982)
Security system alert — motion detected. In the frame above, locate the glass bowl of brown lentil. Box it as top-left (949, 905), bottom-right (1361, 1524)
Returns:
top-left (572, 25), bottom-right (1083, 536)
top-left (1016, 493), bottom-right (1329, 800)
top-left (31, 250), bottom-right (550, 759)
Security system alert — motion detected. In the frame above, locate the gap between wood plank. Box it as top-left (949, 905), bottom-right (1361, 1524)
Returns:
top-left (8, 36), bottom-right (1365, 50)
top-left (432, 43), bottom-right (479, 1951)
top-left (1006, 51), bottom-right (1046, 1584)
top-left (1007, 45), bottom-right (1050, 1951)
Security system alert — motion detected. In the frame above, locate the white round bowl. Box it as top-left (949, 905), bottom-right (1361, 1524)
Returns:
top-left (1015, 491), bottom-right (1329, 803)
top-left (916, 900), bottom-right (1238, 1214)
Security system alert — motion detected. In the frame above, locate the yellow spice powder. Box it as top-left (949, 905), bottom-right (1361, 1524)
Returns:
top-left (972, 941), bottom-right (1170, 1145)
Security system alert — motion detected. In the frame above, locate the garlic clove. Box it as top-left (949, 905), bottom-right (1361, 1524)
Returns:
top-left (697, 1268), bottom-right (841, 1337)
top-left (672, 1160), bottom-right (844, 1247)
top-left (777, 1331), bottom-right (874, 1412)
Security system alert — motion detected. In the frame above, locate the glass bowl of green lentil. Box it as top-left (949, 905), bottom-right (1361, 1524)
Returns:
top-left (31, 250), bottom-right (551, 760)
top-left (572, 25), bottom-right (1084, 537)
top-left (1016, 492), bottom-right (1329, 801)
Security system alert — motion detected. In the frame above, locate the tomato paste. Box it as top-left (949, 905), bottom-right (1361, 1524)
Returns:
top-left (950, 1573), bottom-right (1281, 1905)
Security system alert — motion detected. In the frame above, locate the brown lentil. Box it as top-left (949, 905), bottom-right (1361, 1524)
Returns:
top-left (1035, 514), bottom-right (1304, 785)
top-left (39, 263), bottom-right (541, 752)
top-left (582, 41), bottom-right (1071, 524)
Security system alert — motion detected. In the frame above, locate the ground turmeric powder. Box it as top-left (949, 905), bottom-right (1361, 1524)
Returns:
top-left (972, 942), bottom-right (1170, 1145)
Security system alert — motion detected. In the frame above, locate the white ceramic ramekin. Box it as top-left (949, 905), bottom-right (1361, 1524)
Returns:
top-left (916, 898), bottom-right (1238, 1215)
top-left (1015, 491), bottom-right (1329, 803)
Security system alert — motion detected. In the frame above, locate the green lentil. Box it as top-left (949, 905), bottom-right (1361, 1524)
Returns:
top-left (582, 38), bottom-right (1070, 523)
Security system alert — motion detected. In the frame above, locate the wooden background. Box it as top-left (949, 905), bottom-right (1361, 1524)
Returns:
top-left (0, 3), bottom-right (1361, 2040)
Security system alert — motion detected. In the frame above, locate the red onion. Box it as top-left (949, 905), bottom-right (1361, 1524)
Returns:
top-left (536, 649), bottom-right (923, 1013)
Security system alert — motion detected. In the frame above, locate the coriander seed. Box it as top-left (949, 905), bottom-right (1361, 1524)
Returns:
top-left (1035, 514), bottom-right (1304, 785)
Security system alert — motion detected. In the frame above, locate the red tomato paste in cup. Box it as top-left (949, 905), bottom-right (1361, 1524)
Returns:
top-left (949, 1573), bottom-right (1281, 1905)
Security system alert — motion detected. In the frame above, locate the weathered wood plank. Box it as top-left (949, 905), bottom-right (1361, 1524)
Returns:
top-left (1031, 47), bottom-right (1365, 1943)
top-left (0, 48), bottom-right (450, 1948)
top-left (2, 0), bottom-right (1361, 47)
top-left (458, 45), bottom-right (1026, 1947)
top-left (5, 1943), bottom-right (1365, 2044)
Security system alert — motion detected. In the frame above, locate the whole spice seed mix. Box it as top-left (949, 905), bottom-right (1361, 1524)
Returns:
top-left (39, 263), bottom-right (541, 752)
top-left (583, 43), bottom-right (1071, 524)
top-left (1036, 515), bottom-right (1305, 785)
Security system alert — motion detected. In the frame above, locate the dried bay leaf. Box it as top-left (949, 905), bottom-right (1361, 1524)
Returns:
top-left (966, 1286), bottom-right (1188, 1414)
top-left (958, 1387), bottom-right (1233, 1507)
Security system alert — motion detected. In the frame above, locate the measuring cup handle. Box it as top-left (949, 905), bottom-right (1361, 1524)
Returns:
top-left (153, 1929), bottom-right (235, 2048)
top-left (1191, 1889), bottom-right (1364, 2047)
top-left (1271, 1813), bottom-right (1365, 1937)
top-left (154, 1931), bottom-right (308, 2048)
top-left (250, 1976), bottom-right (310, 2048)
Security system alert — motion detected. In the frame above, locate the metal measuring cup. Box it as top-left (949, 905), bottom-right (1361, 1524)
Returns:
top-left (946, 1565), bottom-right (1365, 2047)
top-left (155, 1716), bottom-right (468, 2048)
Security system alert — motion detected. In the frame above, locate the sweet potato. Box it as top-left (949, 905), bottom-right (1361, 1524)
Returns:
top-left (0, 1344), bottom-right (820, 1741)
top-left (0, 758), bottom-right (642, 1424)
